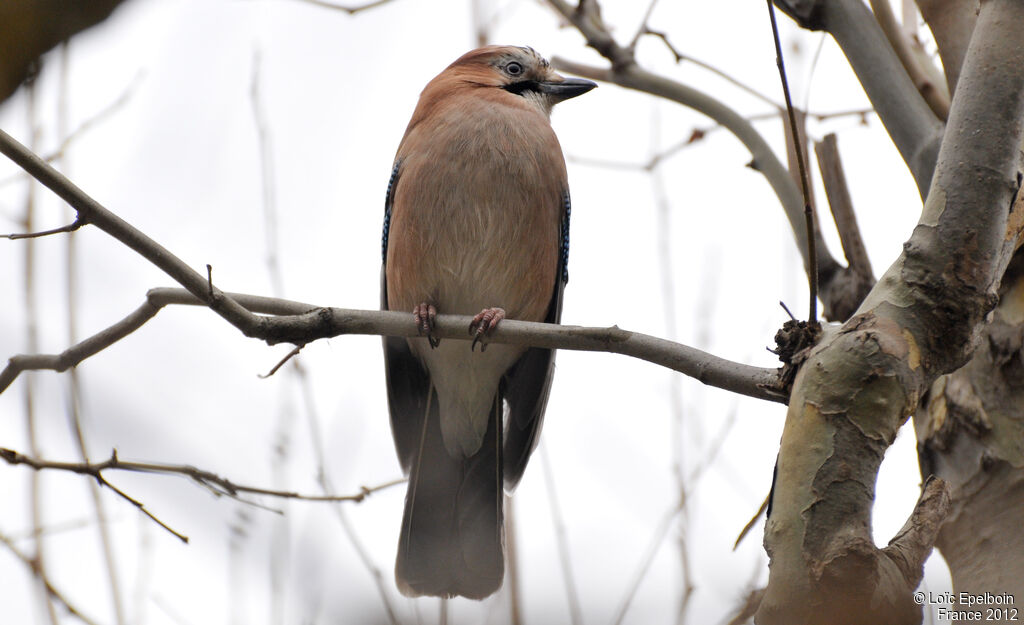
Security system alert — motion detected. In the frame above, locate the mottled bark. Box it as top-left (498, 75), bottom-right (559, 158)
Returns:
top-left (758, 0), bottom-right (1024, 622)
top-left (917, 249), bottom-right (1024, 621)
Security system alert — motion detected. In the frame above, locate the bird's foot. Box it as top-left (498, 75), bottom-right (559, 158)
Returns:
top-left (413, 303), bottom-right (440, 348)
top-left (469, 307), bottom-right (505, 352)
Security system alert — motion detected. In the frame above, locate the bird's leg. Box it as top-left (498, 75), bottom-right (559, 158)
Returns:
top-left (413, 303), bottom-right (440, 348)
top-left (469, 307), bottom-right (505, 352)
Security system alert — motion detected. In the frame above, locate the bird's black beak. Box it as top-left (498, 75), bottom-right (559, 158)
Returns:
top-left (537, 77), bottom-right (597, 102)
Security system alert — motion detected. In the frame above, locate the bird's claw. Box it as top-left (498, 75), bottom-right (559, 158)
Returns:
top-left (413, 303), bottom-right (440, 348)
top-left (469, 307), bottom-right (505, 352)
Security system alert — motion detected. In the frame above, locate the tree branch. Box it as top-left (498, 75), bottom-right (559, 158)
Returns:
top-left (0, 127), bottom-right (783, 403)
top-left (548, 45), bottom-right (839, 289)
top-left (914, 0), bottom-right (977, 96)
top-left (881, 476), bottom-right (951, 584)
top-left (767, 0), bottom-right (819, 323)
top-left (288, 0), bottom-right (398, 13)
top-left (868, 0), bottom-right (950, 120)
top-left (0, 447), bottom-right (405, 505)
top-left (1, 287), bottom-right (786, 403)
top-left (0, 127), bottom-right (266, 337)
top-left (772, 0), bottom-right (945, 197)
top-left (814, 133), bottom-right (875, 321)
top-left (0, 529), bottom-right (103, 625)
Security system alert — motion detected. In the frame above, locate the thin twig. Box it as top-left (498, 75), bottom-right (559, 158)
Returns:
top-left (0, 287), bottom-right (786, 403)
top-left (293, 350), bottom-right (404, 625)
top-left (733, 495), bottom-right (770, 551)
top-left (0, 447), bottom-right (405, 505)
top-left (259, 345), bottom-right (303, 379)
top-left (666, 41), bottom-right (781, 109)
top-left (609, 500), bottom-right (684, 625)
top-left (546, 8), bottom-right (837, 280)
top-left (0, 530), bottom-right (104, 625)
top-left (628, 0), bottom-right (662, 49)
top-left (569, 108), bottom-right (874, 173)
top-left (0, 70), bottom-right (145, 189)
top-left (250, 47), bottom-right (285, 298)
top-left (21, 78), bottom-right (60, 625)
top-left (289, 0), bottom-right (397, 13)
top-left (505, 495), bottom-right (523, 625)
top-left (778, 301), bottom-right (796, 321)
top-left (97, 472), bottom-right (190, 543)
top-left (540, 445), bottom-right (584, 625)
top-left (766, 0), bottom-right (818, 324)
top-left (0, 127), bottom-right (266, 339)
top-left (4, 216), bottom-right (85, 239)
top-left (650, 108), bottom-right (695, 625)
top-left (250, 45), bottom-right (295, 625)
top-left (58, 41), bottom-right (126, 624)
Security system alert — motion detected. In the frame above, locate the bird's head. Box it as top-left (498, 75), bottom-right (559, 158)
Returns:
top-left (433, 46), bottom-right (596, 117)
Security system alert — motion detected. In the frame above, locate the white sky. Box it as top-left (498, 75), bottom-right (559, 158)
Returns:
top-left (0, 1), bottom-right (952, 623)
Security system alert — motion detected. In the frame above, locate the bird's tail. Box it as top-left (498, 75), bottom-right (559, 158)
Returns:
top-left (395, 390), bottom-right (504, 599)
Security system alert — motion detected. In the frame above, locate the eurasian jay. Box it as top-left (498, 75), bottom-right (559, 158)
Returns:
top-left (380, 46), bottom-right (594, 599)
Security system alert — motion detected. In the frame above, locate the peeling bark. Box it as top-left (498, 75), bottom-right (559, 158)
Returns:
top-left (917, 252), bottom-right (1024, 618)
top-left (759, 0), bottom-right (1024, 622)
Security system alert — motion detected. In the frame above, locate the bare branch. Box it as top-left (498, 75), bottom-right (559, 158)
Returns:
top-left (767, 0), bottom-right (819, 324)
top-left (0, 127), bottom-right (266, 338)
top-left (1, 287), bottom-right (786, 403)
top-left (881, 476), bottom-right (951, 585)
top-left (4, 216), bottom-right (85, 239)
top-left (628, 0), bottom-right (662, 50)
top-left (642, 28), bottom-right (781, 109)
top-left (258, 345), bottom-right (303, 378)
top-left (20, 79), bottom-right (60, 625)
top-left (0, 446), bottom-right (189, 543)
top-left (546, 0), bottom-right (842, 291)
top-left (0, 70), bottom-right (144, 190)
top-left (869, 0), bottom-right (950, 119)
top-left (0, 130), bottom-right (782, 403)
top-left (772, 0), bottom-right (945, 196)
top-left (539, 446), bottom-right (583, 625)
top-left (913, 0), bottom-right (977, 96)
top-left (813, 134), bottom-right (876, 321)
top-left (814, 135), bottom-right (872, 280)
top-left (724, 587), bottom-right (765, 625)
top-left (733, 494), bottom-right (769, 551)
top-left (0, 530), bottom-right (104, 625)
top-left (0, 297), bottom-right (161, 393)
top-left (288, 0), bottom-right (398, 13)
top-left (0, 447), bottom-right (406, 505)
top-left (610, 498), bottom-right (683, 625)
top-left (571, 108), bottom-right (873, 173)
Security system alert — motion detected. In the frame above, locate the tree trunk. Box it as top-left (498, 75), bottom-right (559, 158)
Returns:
top-left (758, 0), bottom-right (1024, 622)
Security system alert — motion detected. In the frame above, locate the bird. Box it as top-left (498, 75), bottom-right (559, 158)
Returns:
top-left (379, 45), bottom-right (595, 599)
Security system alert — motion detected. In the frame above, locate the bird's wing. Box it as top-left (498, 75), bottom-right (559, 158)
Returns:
top-left (502, 188), bottom-right (571, 489)
top-left (381, 159), bottom-right (431, 473)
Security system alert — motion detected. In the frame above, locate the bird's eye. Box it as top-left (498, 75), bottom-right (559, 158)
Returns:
top-left (506, 62), bottom-right (523, 76)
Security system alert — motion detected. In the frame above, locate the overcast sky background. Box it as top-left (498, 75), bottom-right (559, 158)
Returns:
top-left (0, 1), bottom-right (952, 623)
